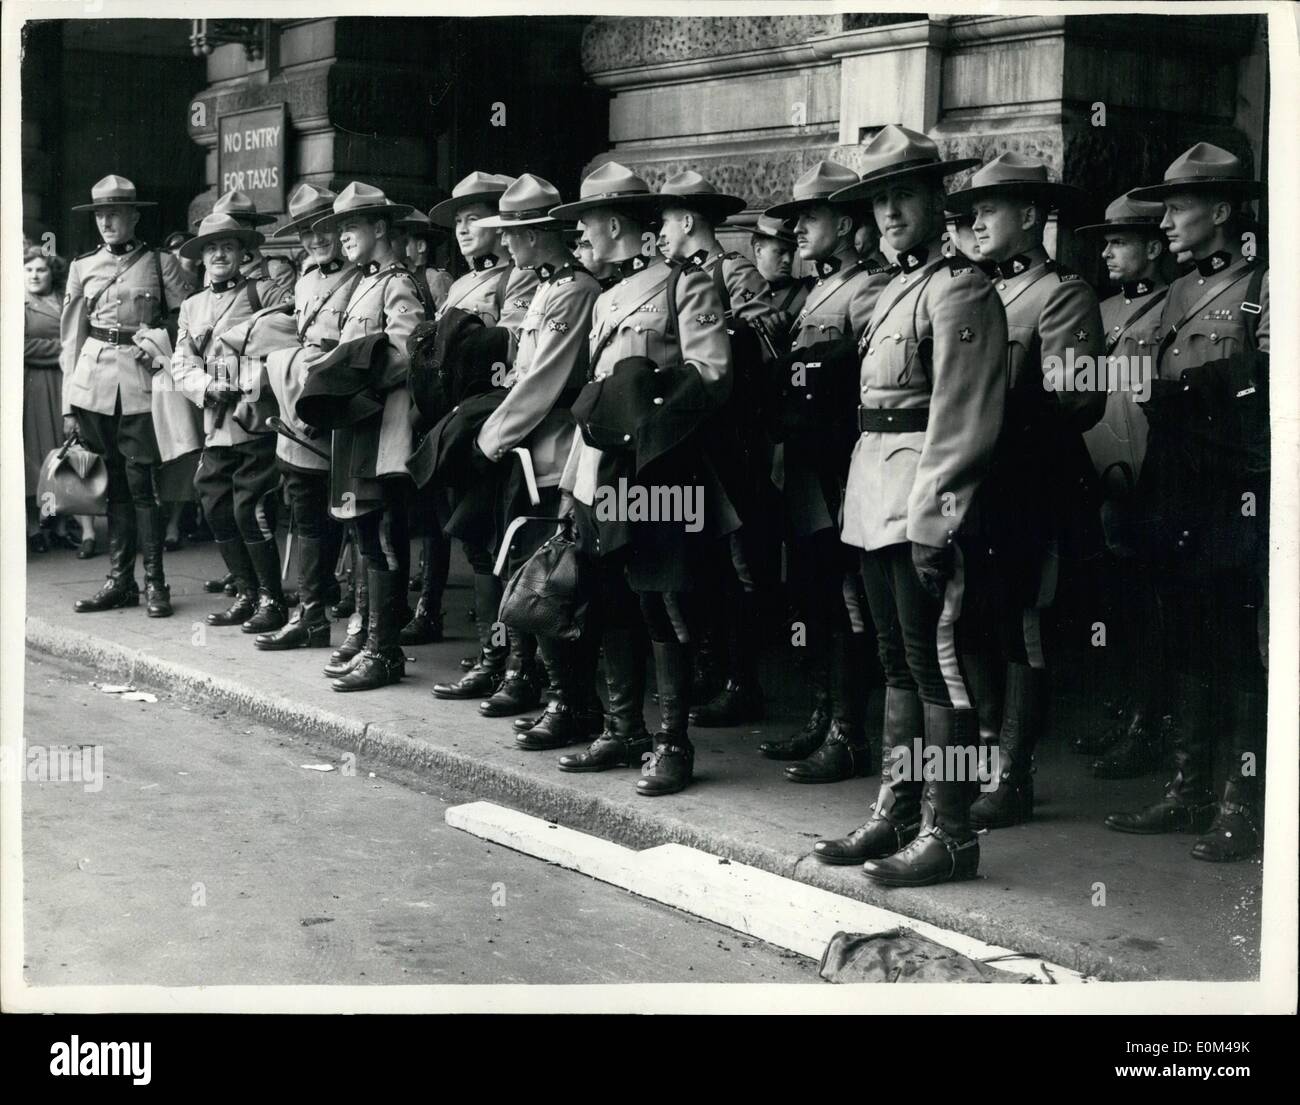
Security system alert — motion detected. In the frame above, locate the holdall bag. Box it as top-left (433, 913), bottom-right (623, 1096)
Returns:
top-left (496, 515), bottom-right (589, 641)
top-left (36, 437), bottom-right (109, 518)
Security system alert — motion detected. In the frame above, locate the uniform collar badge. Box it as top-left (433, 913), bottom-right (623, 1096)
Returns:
top-left (688, 248), bottom-right (711, 267)
top-left (1195, 250), bottom-right (1232, 276)
top-left (321, 258), bottom-right (344, 275)
top-left (211, 276), bottom-right (241, 293)
top-left (1122, 279), bottom-right (1153, 297)
top-left (992, 253), bottom-right (1032, 279)
top-left (816, 257), bottom-right (843, 277)
top-left (537, 262), bottom-right (556, 279)
top-left (107, 240), bottom-right (138, 256)
top-left (616, 255), bottom-right (648, 278)
top-left (363, 260), bottom-right (383, 275)
top-left (472, 253), bottom-right (500, 272)
top-left (898, 247), bottom-right (929, 273)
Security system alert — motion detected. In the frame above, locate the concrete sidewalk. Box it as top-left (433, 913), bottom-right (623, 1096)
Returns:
top-left (22, 539), bottom-right (1264, 981)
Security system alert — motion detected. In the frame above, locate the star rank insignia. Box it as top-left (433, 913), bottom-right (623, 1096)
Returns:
top-left (959, 327), bottom-right (974, 342)
top-left (512, 298), bottom-right (530, 309)
top-left (547, 319), bottom-right (569, 333)
top-left (738, 288), bottom-right (754, 302)
top-left (1074, 328), bottom-right (1089, 341)
top-left (696, 312), bottom-right (718, 325)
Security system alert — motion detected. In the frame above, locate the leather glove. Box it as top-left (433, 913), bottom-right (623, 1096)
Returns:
top-left (62, 414), bottom-right (80, 440)
top-left (203, 379), bottom-right (239, 409)
top-left (912, 541), bottom-right (955, 601)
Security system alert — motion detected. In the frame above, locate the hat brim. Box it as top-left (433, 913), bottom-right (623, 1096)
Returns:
top-left (72, 200), bottom-right (157, 211)
top-left (1128, 178), bottom-right (1261, 202)
top-left (655, 193), bottom-right (747, 222)
top-left (427, 191), bottom-right (508, 228)
top-left (271, 208), bottom-right (338, 238)
top-left (1075, 218), bottom-right (1166, 235)
top-left (310, 203), bottom-right (414, 232)
top-left (475, 213), bottom-right (566, 230)
top-left (179, 227), bottom-right (265, 260)
top-left (830, 158), bottom-right (983, 206)
top-left (944, 180), bottom-right (1091, 216)
top-left (548, 194), bottom-right (662, 221)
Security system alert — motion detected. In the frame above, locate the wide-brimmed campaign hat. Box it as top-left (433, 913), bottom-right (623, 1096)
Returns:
top-left (832, 127), bottom-right (981, 206)
top-left (655, 170), bottom-right (747, 223)
top-left (723, 211), bottom-right (797, 244)
top-left (549, 162), bottom-right (662, 221)
top-left (765, 161), bottom-right (860, 219)
top-left (272, 183), bottom-right (339, 238)
top-left (209, 189), bottom-right (279, 227)
top-left (1129, 142), bottom-right (1261, 202)
top-left (1076, 190), bottom-right (1167, 234)
top-left (71, 174), bottom-right (157, 211)
top-left (944, 152), bottom-right (1089, 215)
top-left (428, 172), bottom-right (514, 228)
top-left (179, 213), bottom-right (264, 260)
top-left (477, 174), bottom-right (568, 229)
top-left (310, 182), bottom-right (413, 232)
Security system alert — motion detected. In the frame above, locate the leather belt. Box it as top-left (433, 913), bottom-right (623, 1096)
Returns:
top-left (858, 406), bottom-right (929, 433)
top-left (89, 325), bottom-right (137, 345)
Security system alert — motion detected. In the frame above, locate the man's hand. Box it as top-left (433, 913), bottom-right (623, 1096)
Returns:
top-left (912, 541), bottom-right (955, 601)
top-left (202, 379), bottom-right (240, 409)
top-left (62, 414), bottom-right (80, 440)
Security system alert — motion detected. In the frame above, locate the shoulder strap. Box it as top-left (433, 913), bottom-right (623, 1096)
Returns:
top-left (708, 261), bottom-right (732, 318)
top-left (665, 262), bottom-right (684, 349)
top-left (1241, 263), bottom-right (1267, 353)
top-left (85, 245), bottom-right (152, 315)
top-left (1155, 263), bottom-right (1254, 371)
top-left (492, 263), bottom-right (513, 318)
top-left (586, 267), bottom-right (678, 379)
top-left (1104, 288), bottom-right (1169, 355)
top-left (246, 279), bottom-right (262, 313)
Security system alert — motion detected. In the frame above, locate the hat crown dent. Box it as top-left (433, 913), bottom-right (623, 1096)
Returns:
top-left (195, 212), bottom-right (251, 237)
top-left (859, 125), bottom-right (942, 174)
top-left (285, 182), bottom-right (337, 219)
top-left (579, 161), bottom-right (652, 199)
top-left (214, 188), bottom-right (263, 216)
top-left (1164, 141), bottom-right (1249, 182)
top-left (91, 174), bottom-right (138, 200)
top-left (660, 169), bottom-right (719, 196)
top-left (450, 171), bottom-right (511, 200)
top-left (1105, 191), bottom-right (1165, 222)
top-left (792, 159), bottom-right (859, 200)
top-left (968, 151), bottom-right (1053, 189)
top-left (498, 173), bottom-right (563, 212)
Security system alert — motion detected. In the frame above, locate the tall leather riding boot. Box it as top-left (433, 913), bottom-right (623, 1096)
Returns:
top-left (481, 628), bottom-right (542, 717)
top-left (638, 639), bottom-right (695, 796)
top-left (75, 501), bottom-right (139, 612)
top-left (1105, 673), bottom-right (1217, 835)
top-left (559, 622), bottom-right (650, 772)
top-left (1193, 688), bottom-right (1265, 862)
top-left (319, 517), bottom-right (344, 611)
top-left (759, 630), bottom-right (831, 759)
top-left (136, 503), bottom-right (172, 618)
top-left (814, 686), bottom-right (924, 864)
top-left (333, 566), bottom-right (406, 692)
top-left (517, 636), bottom-right (598, 750)
top-left (970, 662), bottom-right (1045, 829)
top-left (401, 531), bottom-right (450, 645)
top-left (689, 590), bottom-right (766, 727)
top-left (862, 702), bottom-right (981, 886)
top-left (207, 538), bottom-right (257, 626)
top-left (785, 630), bottom-right (872, 783)
top-left (257, 536), bottom-right (331, 650)
top-left (328, 532), bottom-right (356, 619)
top-left (242, 538), bottom-right (289, 634)
top-left (433, 571), bottom-right (508, 699)
top-left (962, 645), bottom-right (1005, 747)
top-left (323, 558), bottom-right (369, 675)
top-left (1091, 705), bottom-right (1164, 778)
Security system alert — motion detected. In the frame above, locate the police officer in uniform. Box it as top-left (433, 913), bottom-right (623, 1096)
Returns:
top-left (815, 125), bottom-right (1006, 885)
top-left (394, 207), bottom-right (454, 315)
top-left (1107, 144), bottom-right (1269, 863)
top-left (744, 214), bottom-right (811, 331)
top-left (427, 172), bottom-right (541, 701)
top-left (61, 175), bottom-right (191, 618)
top-left (474, 174), bottom-right (605, 744)
top-left (551, 162), bottom-right (734, 796)
top-left (171, 212), bottom-right (292, 634)
top-left (206, 190), bottom-right (296, 308)
top-left (654, 170), bottom-right (778, 729)
top-left (945, 153), bottom-right (1105, 830)
top-left (309, 183), bottom-right (426, 692)
top-left (757, 161), bottom-right (891, 782)
top-left (1074, 192), bottom-right (1171, 775)
top-left (255, 183), bottom-right (361, 651)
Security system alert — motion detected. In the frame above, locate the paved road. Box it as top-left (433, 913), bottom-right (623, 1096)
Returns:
top-left (21, 654), bottom-right (816, 987)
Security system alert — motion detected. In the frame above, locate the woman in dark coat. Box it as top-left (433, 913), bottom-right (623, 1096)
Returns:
top-left (24, 247), bottom-right (95, 555)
